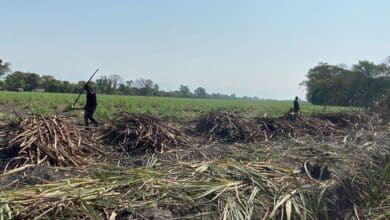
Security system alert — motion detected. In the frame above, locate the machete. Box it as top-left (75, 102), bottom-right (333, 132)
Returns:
top-left (72, 68), bottom-right (99, 107)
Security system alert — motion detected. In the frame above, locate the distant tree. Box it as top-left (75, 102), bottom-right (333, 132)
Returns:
top-left (3, 72), bottom-right (41, 91)
top-left (117, 84), bottom-right (127, 95)
top-left (62, 81), bottom-right (75, 93)
top-left (352, 60), bottom-right (390, 109)
top-left (135, 78), bottom-right (158, 96)
top-left (302, 60), bottom-right (390, 110)
top-left (125, 80), bottom-right (134, 95)
top-left (110, 74), bottom-right (124, 92)
top-left (194, 87), bottom-right (207, 98)
top-left (336, 63), bottom-right (348, 70)
top-left (302, 63), bottom-right (349, 105)
top-left (152, 84), bottom-right (159, 96)
top-left (0, 59), bottom-right (11, 78)
top-left (24, 73), bottom-right (41, 91)
top-left (352, 60), bottom-right (388, 78)
top-left (384, 56), bottom-right (390, 66)
top-left (93, 74), bottom-right (123, 94)
top-left (95, 75), bottom-right (113, 94)
top-left (76, 80), bottom-right (86, 88)
top-left (179, 85), bottom-right (191, 98)
top-left (0, 59), bottom-right (260, 99)
top-left (40, 75), bottom-right (62, 92)
top-left (126, 80), bottom-right (133, 88)
top-left (4, 72), bottom-right (26, 90)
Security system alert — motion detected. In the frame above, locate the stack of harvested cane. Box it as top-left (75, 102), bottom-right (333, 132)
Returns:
top-left (196, 110), bottom-right (382, 143)
top-left (256, 113), bottom-right (345, 138)
top-left (98, 112), bottom-right (188, 155)
top-left (3, 115), bottom-right (102, 170)
top-left (195, 110), bottom-right (261, 143)
top-left (314, 112), bottom-right (384, 131)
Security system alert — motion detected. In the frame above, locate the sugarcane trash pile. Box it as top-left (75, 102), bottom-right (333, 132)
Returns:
top-left (0, 115), bottom-right (102, 170)
top-left (0, 110), bottom-right (388, 219)
top-left (196, 110), bottom-right (385, 142)
top-left (195, 110), bottom-right (261, 143)
top-left (256, 113), bottom-right (344, 138)
top-left (314, 112), bottom-right (383, 130)
top-left (98, 112), bottom-right (189, 155)
top-left (258, 112), bottom-right (384, 138)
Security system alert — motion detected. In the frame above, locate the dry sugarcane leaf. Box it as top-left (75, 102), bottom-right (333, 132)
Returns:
top-left (4, 115), bottom-right (104, 169)
top-left (98, 112), bottom-right (189, 155)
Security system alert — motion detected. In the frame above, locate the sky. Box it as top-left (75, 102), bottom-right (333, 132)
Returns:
top-left (1, 0), bottom-right (389, 99)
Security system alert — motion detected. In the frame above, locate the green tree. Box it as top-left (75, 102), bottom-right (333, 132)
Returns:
top-left (352, 60), bottom-right (390, 109)
top-left (194, 87), bottom-right (207, 98)
top-left (110, 75), bottom-right (123, 93)
top-left (302, 63), bottom-right (348, 105)
top-left (41, 75), bottom-right (61, 92)
top-left (179, 85), bottom-right (191, 98)
top-left (302, 60), bottom-right (390, 109)
top-left (135, 78), bottom-right (158, 96)
top-left (0, 59), bottom-right (11, 78)
top-left (4, 72), bottom-right (26, 90)
top-left (124, 80), bottom-right (135, 95)
top-left (95, 76), bottom-right (113, 94)
top-left (24, 73), bottom-right (41, 91)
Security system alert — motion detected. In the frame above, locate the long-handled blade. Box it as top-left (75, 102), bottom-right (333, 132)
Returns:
top-left (72, 68), bottom-right (99, 107)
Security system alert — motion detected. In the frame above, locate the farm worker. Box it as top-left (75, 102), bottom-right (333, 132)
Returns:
top-left (293, 96), bottom-right (300, 114)
top-left (83, 84), bottom-right (98, 127)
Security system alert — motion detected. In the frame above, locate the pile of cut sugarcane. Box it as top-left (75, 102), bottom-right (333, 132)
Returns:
top-left (196, 110), bottom-right (385, 142)
top-left (98, 112), bottom-right (189, 155)
top-left (195, 110), bottom-right (261, 143)
top-left (2, 115), bottom-right (102, 170)
top-left (0, 112), bottom-right (388, 219)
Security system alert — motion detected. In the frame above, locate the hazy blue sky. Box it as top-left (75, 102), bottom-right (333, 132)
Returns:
top-left (1, 0), bottom-right (389, 99)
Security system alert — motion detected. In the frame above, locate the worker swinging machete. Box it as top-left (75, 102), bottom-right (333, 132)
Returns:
top-left (67, 68), bottom-right (99, 127)
top-left (72, 68), bottom-right (99, 108)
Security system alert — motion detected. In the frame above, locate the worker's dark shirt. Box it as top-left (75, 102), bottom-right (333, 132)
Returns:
top-left (85, 87), bottom-right (97, 108)
top-left (293, 100), bottom-right (300, 113)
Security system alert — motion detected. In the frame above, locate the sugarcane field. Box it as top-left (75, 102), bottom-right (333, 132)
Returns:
top-left (1, 2), bottom-right (390, 220)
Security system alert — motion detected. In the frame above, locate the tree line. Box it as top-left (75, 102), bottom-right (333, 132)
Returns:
top-left (0, 59), bottom-right (259, 100)
top-left (302, 59), bottom-right (390, 110)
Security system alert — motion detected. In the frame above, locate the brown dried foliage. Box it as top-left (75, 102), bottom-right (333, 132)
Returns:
top-left (98, 112), bottom-right (189, 155)
top-left (195, 111), bottom-right (261, 142)
top-left (196, 110), bottom-right (385, 143)
top-left (3, 115), bottom-right (101, 170)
